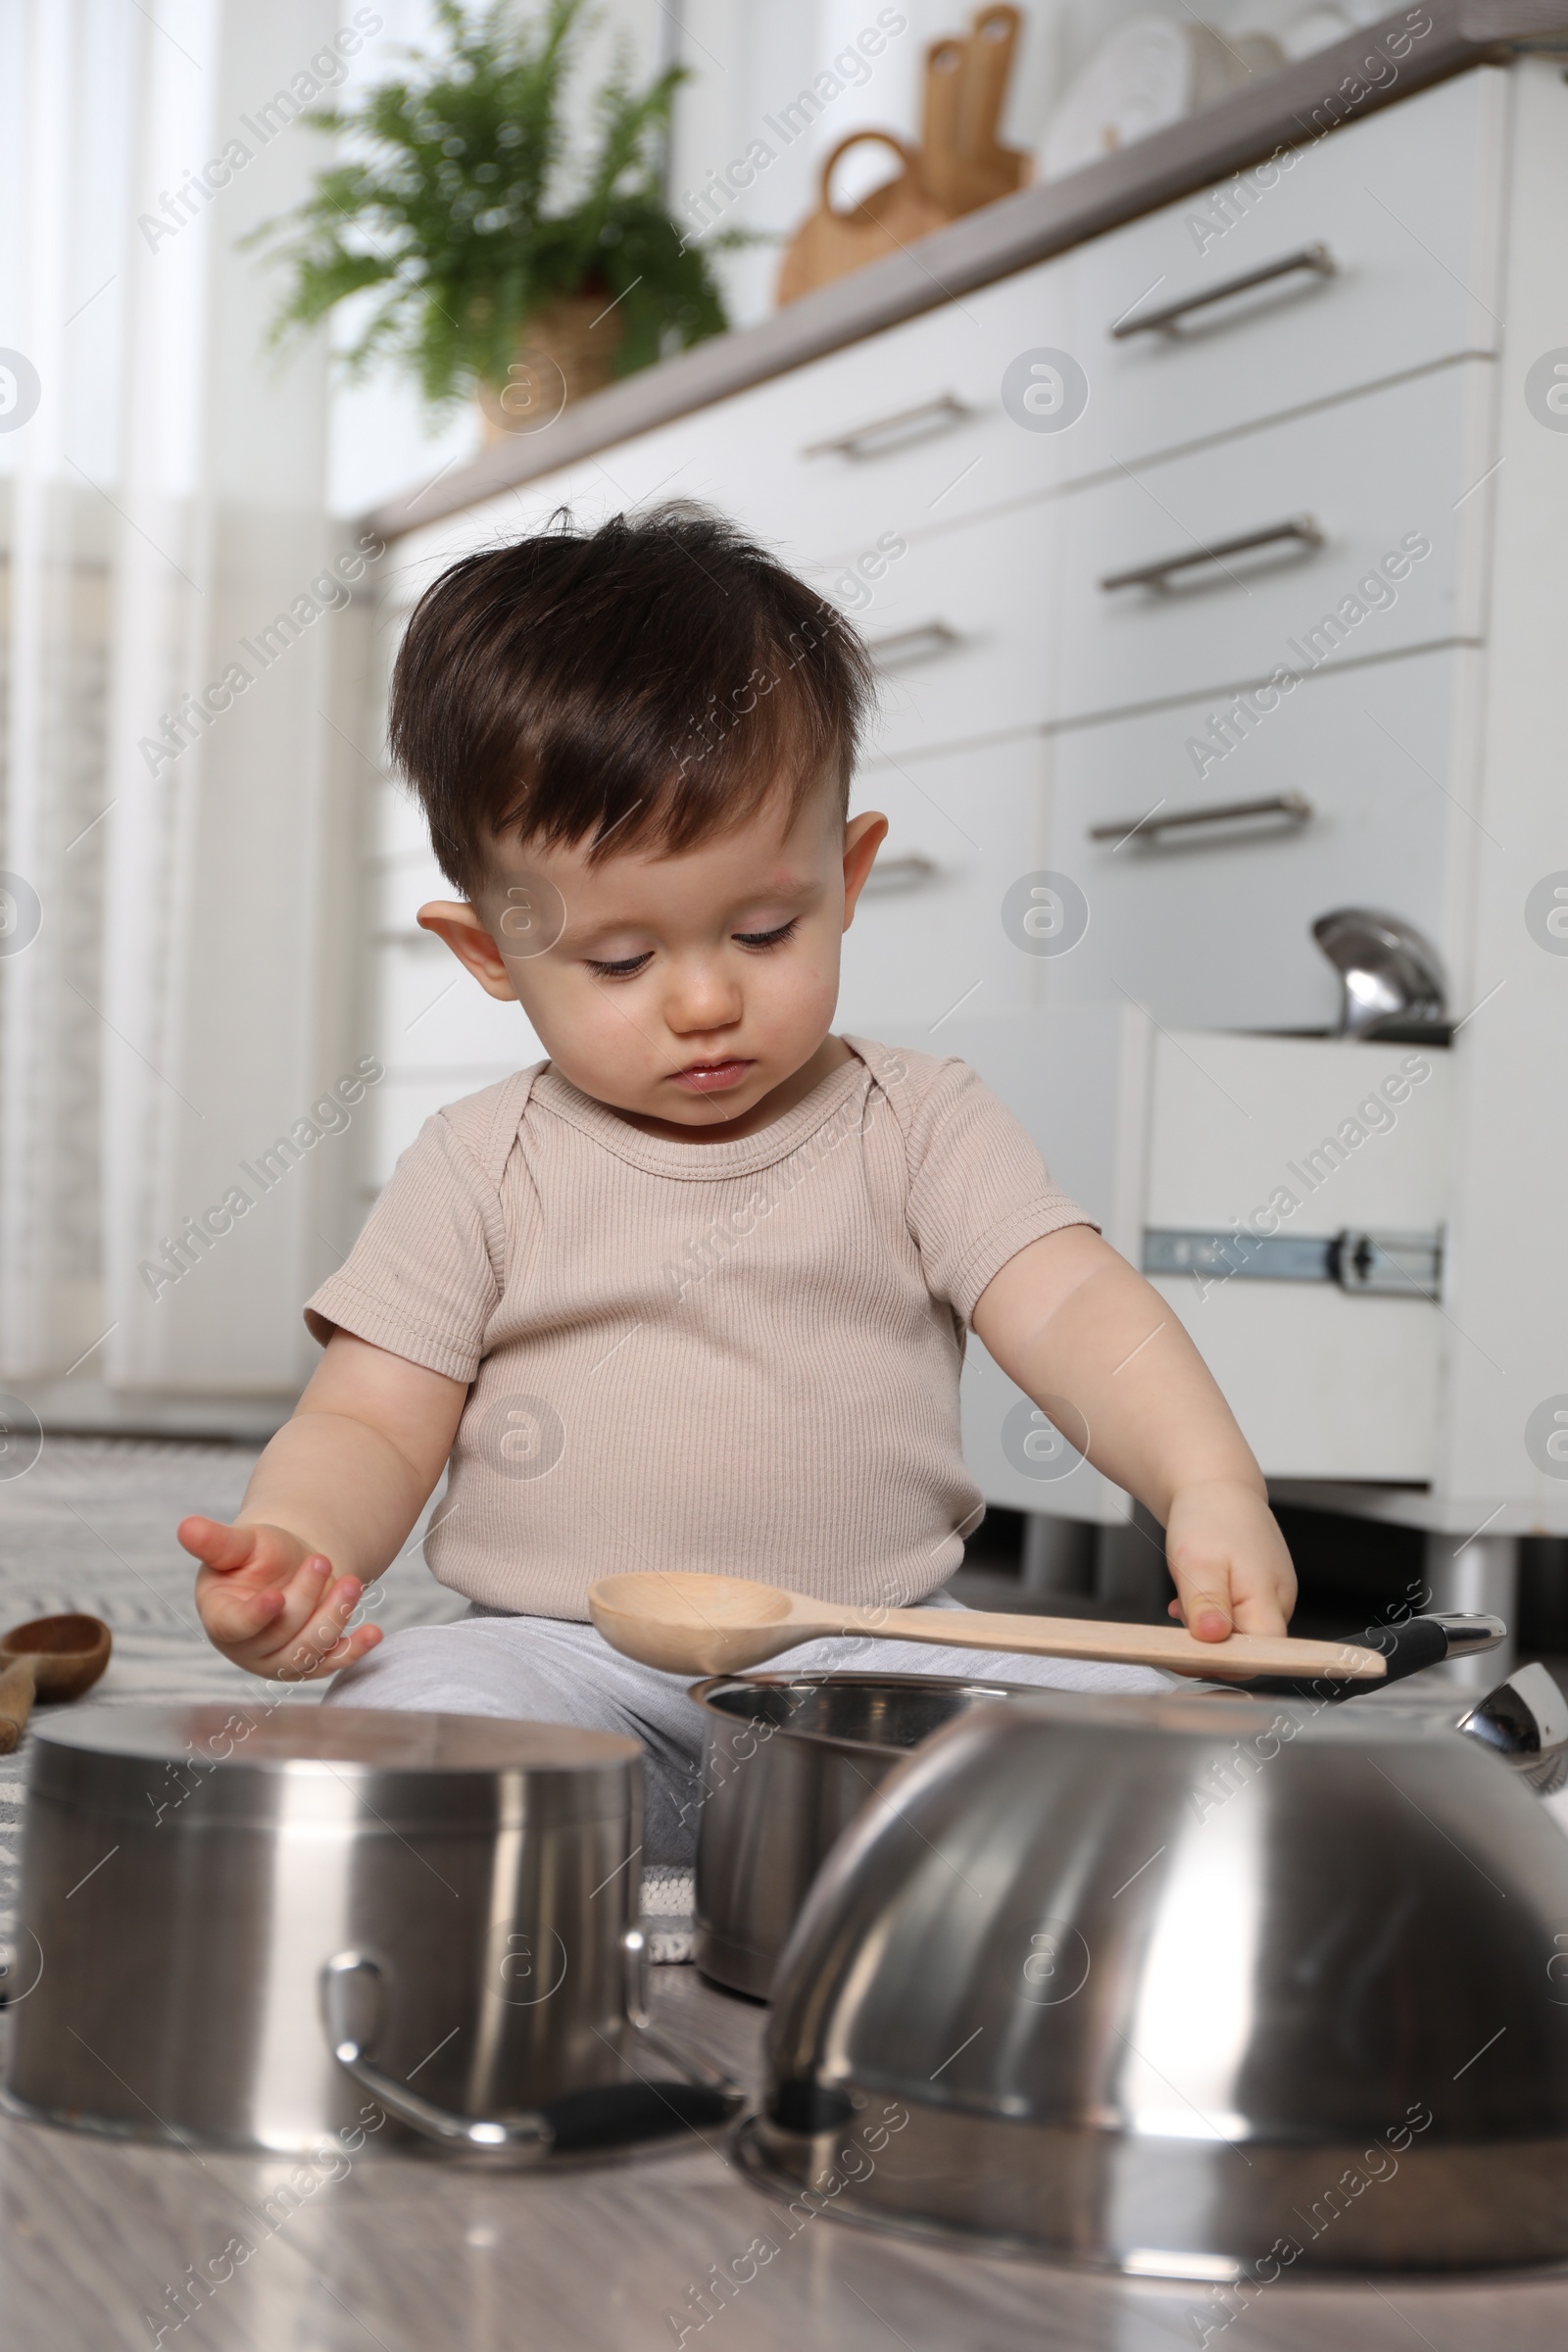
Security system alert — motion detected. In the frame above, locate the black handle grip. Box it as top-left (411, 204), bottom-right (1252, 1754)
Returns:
top-left (538, 2080), bottom-right (736, 2153)
top-left (1233, 1614), bottom-right (1451, 1703)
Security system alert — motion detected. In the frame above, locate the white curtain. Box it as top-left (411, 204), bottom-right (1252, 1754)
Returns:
top-left (0, 0), bottom-right (368, 1417)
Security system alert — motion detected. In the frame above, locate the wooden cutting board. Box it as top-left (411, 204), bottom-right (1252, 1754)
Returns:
top-left (776, 5), bottom-right (1029, 306)
top-left (922, 5), bottom-right (1031, 216)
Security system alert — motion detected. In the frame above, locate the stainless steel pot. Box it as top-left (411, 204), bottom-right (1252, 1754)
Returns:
top-left (739, 1671), bottom-right (1568, 2274)
top-left (4, 1703), bottom-right (737, 2160)
top-left (690, 1673), bottom-right (1043, 1997)
top-left (690, 1619), bottom-right (1504, 2000)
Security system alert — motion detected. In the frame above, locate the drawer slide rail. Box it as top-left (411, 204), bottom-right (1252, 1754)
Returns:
top-left (1143, 1227), bottom-right (1443, 1298)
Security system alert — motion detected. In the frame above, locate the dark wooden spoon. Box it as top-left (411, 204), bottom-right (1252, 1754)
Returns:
top-left (0, 1614), bottom-right (113, 1754)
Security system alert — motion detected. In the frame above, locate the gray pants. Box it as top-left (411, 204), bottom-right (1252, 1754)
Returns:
top-left (323, 1595), bottom-right (1169, 1865)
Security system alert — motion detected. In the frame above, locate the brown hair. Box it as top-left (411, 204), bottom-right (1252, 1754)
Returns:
top-left (388, 502), bottom-right (878, 898)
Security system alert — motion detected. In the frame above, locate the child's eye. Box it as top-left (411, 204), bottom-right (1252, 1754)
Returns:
top-left (585, 950), bottom-right (654, 980)
top-left (733, 918), bottom-right (799, 952)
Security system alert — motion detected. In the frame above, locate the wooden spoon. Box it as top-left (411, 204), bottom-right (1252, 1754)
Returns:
top-left (588, 1572), bottom-right (1385, 1684)
top-left (0, 1614), bottom-right (113, 1755)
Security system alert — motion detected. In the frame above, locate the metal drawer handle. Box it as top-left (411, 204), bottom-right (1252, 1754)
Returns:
top-left (1111, 242), bottom-right (1337, 340)
top-left (1101, 514), bottom-right (1323, 595)
top-left (862, 853), bottom-right (940, 897)
top-left (868, 619), bottom-right (961, 670)
top-left (1089, 790), bottom-right (1313, 843)
top-left (320, 1946), bottom-right (742, 2163)
top-left (802, 393), bottom-right (971, 463)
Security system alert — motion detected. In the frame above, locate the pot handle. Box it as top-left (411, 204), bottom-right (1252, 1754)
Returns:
top-left (1223, 1612), bottom-right (1504, 1701)
top-left (319, 1941), bottom-right (742, 2160)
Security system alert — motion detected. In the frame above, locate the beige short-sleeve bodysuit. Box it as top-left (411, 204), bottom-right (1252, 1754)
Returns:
top-left (304, 1039), bottom-right (1093, 1619)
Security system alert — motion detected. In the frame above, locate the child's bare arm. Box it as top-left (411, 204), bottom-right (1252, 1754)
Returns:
top-left (972, 1225), bottom-right (1296, 1641)
top-left (179, 1332), bottom-right (467, 1681)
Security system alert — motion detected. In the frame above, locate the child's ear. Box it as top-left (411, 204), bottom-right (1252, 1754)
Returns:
top-left (841, 811), bottom-right (890, 929)
top-left (416, 903), bottom-right (517, 1002)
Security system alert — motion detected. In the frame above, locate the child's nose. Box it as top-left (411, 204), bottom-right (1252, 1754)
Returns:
top-left (663, 956), bottom-right (742, 1034)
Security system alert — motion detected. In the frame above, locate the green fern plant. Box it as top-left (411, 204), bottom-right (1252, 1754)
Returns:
top-left (250, 0), bottom-right (743, 409)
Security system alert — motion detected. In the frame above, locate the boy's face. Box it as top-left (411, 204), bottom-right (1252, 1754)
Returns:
top-left (418, 783), bottom-right (887, 1136)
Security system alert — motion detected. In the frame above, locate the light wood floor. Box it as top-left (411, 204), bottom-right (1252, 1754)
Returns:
top-left (3, 1968), bottom-right (1566, 2352)
top-left (2, 1441), bottom-right (1563, 2344)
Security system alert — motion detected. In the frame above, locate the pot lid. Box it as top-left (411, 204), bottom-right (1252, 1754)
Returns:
top-left (27, 1703), bottom-right (641, 1830)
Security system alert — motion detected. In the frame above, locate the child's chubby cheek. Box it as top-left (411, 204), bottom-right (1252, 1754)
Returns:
top-left (754, 959), bottom-right (836, 1054)
top-left (510, 972), bottom-right (635, 1077)
top-left (578, 1003), bottom-right (666, 1090)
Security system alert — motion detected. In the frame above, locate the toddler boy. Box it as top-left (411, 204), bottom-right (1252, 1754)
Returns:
top-left (181, 506), bottom-right (1296, 1861)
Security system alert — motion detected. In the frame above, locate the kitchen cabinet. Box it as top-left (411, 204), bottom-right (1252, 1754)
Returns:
top-left (1054, 63), bottom-right (1505, 470)
top-left (838, 735), bottom-right (1049, 1034)
top-left (804, 503), bottom-right (1063, 761)
top-left (884, 1010), bottom-right (1450, 1506)
top-left (1049, 360), bottom-right (1492, 725)
top-left (1139, 1025), bottom-right (1450, 1483)
top-left (371, 49), bottom-right (1568, 1598)
top-left (530, 256), bottom-right (1085, 564)
top-left (443, 66), bottom-right (1506, 577)
top-left (1044, 646), bottom-right (1485, 1033)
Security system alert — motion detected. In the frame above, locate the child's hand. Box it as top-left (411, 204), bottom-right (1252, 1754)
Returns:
top-left (1163, 1480), bottom-right (1297, 1641)
top-left (179, 1516), bottom-right (384, 1682)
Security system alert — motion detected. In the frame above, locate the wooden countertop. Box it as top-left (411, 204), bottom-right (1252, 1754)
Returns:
top-left (7, 1966), bottom-right (1567, 2349)
top-left (368, 0), bottom-right (1568, 544)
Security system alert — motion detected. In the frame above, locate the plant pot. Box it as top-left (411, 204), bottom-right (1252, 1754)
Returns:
top-left (477, 292), bottom-right (625, 441)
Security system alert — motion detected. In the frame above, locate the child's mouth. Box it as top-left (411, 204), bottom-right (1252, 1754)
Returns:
top-left (671, 1058), bottom-right (752, 1094)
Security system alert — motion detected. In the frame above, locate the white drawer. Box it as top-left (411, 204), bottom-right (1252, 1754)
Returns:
top-left (1057, 66), bottom-right (1505, 479)
top-left (1042, 644), bottom-right (1481, 1033)
top-left (839, 733), bottom-right (1048, 1036)
top-left (1151, 1278), bottom-right (1440, 1482)
top-left (1144, 1029), bottom-right (1451, 1232)
top-left (392, 445), bottom-right (678, 609)
top-left (1052, 361), bottom-right (1492, 726)
top-left (391, 263), bottom-right (1080, 589)
top-left (1144, 1028), bottom-right (1450, 1482)
top-left (614, 264), bottom-right (1084, 566)
top-left (877, 1009), bottom-right (1448, 1494)
top-left (804, 500), bottom-right (1059, 758)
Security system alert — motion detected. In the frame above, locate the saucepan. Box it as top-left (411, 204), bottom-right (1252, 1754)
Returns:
top-left (738, 1663), bottom-right (1568, 2274)
top-left (691, 1672), bottom-right (1044, 1996)
top-left (3, 1703), bottom-right (739, 2161)
top-left (690, 1612), bottom-right (1507, 2000)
